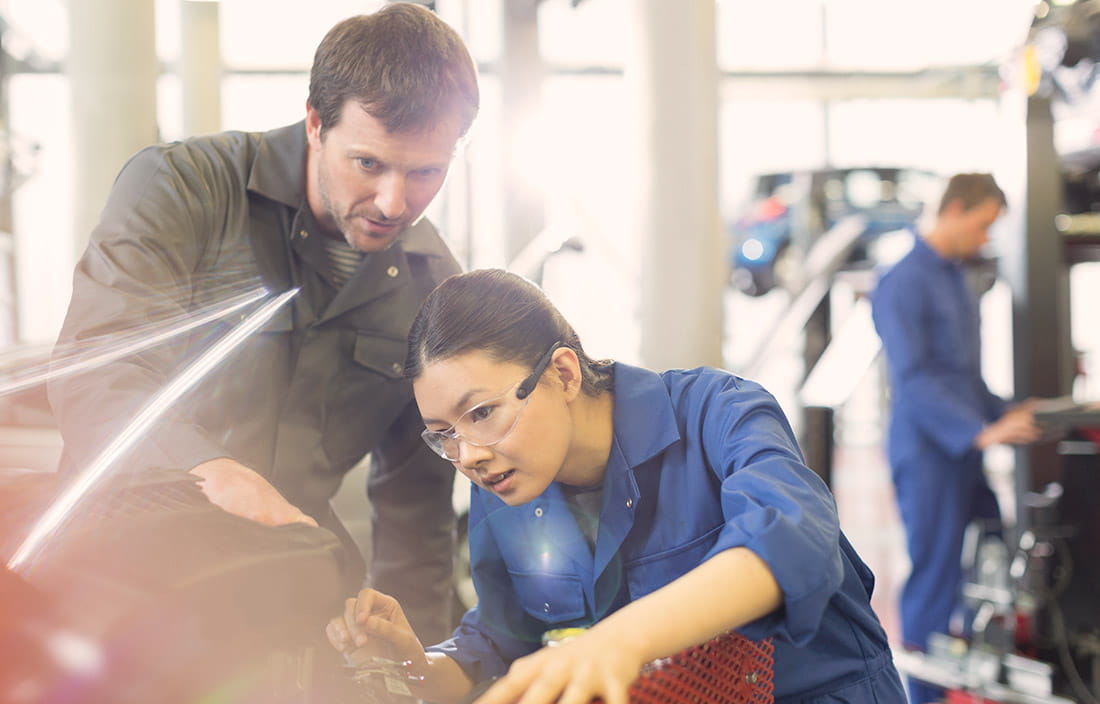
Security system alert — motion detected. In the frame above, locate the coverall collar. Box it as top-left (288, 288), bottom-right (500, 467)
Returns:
top-left (609, 363), bottom-right (683, 466)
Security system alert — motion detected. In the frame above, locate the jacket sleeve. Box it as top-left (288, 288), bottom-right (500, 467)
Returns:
top-left (871, 266), bottom-right (996, 458)
top-left (690, 372), bottom-right (844, 646)
top-left (47, 144), bottom-right (243, 475)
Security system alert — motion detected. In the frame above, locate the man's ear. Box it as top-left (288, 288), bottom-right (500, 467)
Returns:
top-left (942, 197), bottom-right (967, 219)
top-left (305, 102), bottom-right (323, 149)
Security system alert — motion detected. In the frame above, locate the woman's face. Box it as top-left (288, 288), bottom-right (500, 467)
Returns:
top-left (413, 349), bottom-right (574, 506)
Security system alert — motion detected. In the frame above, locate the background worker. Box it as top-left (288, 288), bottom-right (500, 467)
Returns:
top-left (871, 172), bottom-right (1042, 703)
top-left (46, 3), bottom-right (479, 644)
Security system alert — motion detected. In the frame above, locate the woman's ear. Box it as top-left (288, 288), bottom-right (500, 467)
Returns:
top-left (550, 347), bottom-right (583, 401)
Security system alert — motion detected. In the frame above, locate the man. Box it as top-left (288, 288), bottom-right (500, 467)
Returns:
top-left (47, 3), bottom-right (478, 645)
top-left (871, 173), bottom-right (1040, 704)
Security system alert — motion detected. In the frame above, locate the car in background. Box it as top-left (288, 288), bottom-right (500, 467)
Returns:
top-left (728, 166), bottom-right (945, 296)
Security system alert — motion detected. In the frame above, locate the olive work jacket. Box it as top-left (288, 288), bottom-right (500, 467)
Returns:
top-left (47, 121), bottom-right (462, 521)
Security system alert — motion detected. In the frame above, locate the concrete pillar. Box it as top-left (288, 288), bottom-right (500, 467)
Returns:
top-left (68, 0), bottom-right (159, 256)
top-left (626, 1), bottom-right (723, 369)
top-left (180, 0), bottom-right (222, 137)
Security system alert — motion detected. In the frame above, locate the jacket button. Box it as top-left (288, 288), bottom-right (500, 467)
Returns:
top-left (626, 498), bottom-right (633, 509)
top-left (534, 507), bottom-right (543, 517)
top-left (391, 363), bottom-right (402, 375)
top-left (386, 266), bottom-right (399, 278)
top-left (299, 229), bottom-right (309, 239)
top-left (543, 602), bottom-right (550, 613)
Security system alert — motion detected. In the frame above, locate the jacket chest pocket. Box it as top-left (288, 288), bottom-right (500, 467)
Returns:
top-left (311, 331), bottom-right (413, 469)
top-left (352, 333), bottom-right (408, 380)
top-left (508, 571), bottom-right (588, 624)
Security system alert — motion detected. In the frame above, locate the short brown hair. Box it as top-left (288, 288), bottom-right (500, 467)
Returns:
top-left (938, 173), bottom-right (1007, 215)
top-left (307, 3), bottom-right (479, 138)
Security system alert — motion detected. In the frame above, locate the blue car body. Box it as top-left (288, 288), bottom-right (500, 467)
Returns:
top-left (728, 167), bottom-right (943, 296)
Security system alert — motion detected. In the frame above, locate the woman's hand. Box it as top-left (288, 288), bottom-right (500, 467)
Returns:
top-left (475, 629), bottom-right (646, 704)
top-left (325, 588), bottom-right (428, 672)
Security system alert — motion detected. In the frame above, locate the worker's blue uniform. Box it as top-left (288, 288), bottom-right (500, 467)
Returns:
top-left (427, 363), bottom-right (906, 703)
top-left (871, 234), bottom-right (1006, 703)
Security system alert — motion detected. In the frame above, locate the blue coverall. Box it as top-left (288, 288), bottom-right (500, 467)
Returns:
top-left (428, 363), bottom-right (906, 703)
top-left (871, 234), bottom-right (1007, 703)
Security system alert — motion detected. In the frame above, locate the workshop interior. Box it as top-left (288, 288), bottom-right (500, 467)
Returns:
top-left (1, 0), bottom-right (1099, 702)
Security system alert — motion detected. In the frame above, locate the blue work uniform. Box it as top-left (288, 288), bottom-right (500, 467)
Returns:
top-left (871, 234), bottom-right (1006, 703)
top-left (428, 363), bottom-right (905, 703)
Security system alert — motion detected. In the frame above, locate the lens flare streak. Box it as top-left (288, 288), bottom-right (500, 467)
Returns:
top-left (0, 285), bottom-right (271, 398)
top-left (6, 288), bottom-right (300, 573)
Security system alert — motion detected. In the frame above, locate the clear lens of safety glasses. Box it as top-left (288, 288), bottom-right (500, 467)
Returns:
top-left (420, 340), bottom-right (565, 462)
top-left (421, 386), bottom-right (532, 461)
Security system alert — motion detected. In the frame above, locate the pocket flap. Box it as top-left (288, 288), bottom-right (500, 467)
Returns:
top-left (508, 571), bottom-right (588, 622)
top-left (353, 333), bottom-right (409, 379)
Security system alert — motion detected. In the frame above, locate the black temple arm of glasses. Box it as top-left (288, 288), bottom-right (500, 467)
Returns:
top-left (515, 341), bottom-right (565, 400)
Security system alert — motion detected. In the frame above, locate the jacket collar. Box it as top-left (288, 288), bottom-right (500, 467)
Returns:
top-left (248, 121), bottom-right (306, 208)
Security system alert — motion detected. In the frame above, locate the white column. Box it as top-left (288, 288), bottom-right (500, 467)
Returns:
top-left (180, 0), bottom-right (222, 137)
top-left (68, 0), bottom-right (159, 255)
top-left (499, 0), bottom-right (545, 265)
top-left (626, 0), bottom-right (723, 370)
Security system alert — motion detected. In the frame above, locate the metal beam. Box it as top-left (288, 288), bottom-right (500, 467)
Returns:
top-left (720, 66), bottom-right (1002, 101)
top-left (7, 55), bottom-right (1003, 102)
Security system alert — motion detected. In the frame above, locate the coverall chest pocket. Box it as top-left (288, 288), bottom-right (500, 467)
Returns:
top-left (508, 571), bottom-right (588, 624)
top-left (624, 523), bottom-right (723, 601)
top-left (926, 296), bottom-right (968, 363)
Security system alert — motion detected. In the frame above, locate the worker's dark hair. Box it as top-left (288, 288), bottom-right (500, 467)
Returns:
top-left (307, 3), bottom-right (479, 138)
top-left (405, 269), bottom-right (614, 397)
top-left (938, 173), bottom-right (1007, 215)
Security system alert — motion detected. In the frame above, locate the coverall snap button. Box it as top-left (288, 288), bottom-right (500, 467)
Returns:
top-left (299, 229), bottom-right (309, 239)
top-left (391, 363), bottom-right (402, 375)
top-left (626, 498), bottom-right (633, 508)
top-left (534, 507), bottom-right (543, 517)
top-left (543, 602), bottom-right (550, 612)
top-left (386, 266), bottom-right (399, 278)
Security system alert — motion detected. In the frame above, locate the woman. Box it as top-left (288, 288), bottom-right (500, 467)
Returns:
top-left (328, 268), bottom-right (906, 704)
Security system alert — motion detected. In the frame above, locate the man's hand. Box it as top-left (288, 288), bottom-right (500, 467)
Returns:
top-left (975, 400), bottom-right (1042, 450)
top-left (189, 457), bottom-right (317, 526)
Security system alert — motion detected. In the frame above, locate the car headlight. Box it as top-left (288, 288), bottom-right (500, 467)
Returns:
top-left (741, 238), bottom-right (765, 262)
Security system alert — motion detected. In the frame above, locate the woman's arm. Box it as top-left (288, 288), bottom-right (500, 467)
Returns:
top-left (473, 546), bottom-right (780, 704)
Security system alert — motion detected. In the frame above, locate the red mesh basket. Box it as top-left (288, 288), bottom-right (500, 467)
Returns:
top-left (624, 632), bottom-right (774, 704)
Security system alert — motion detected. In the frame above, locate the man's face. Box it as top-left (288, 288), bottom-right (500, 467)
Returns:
top-left (306, 101), bottom-right (463, 252)
top-left (950, 197), bottom-right (1003, 259)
